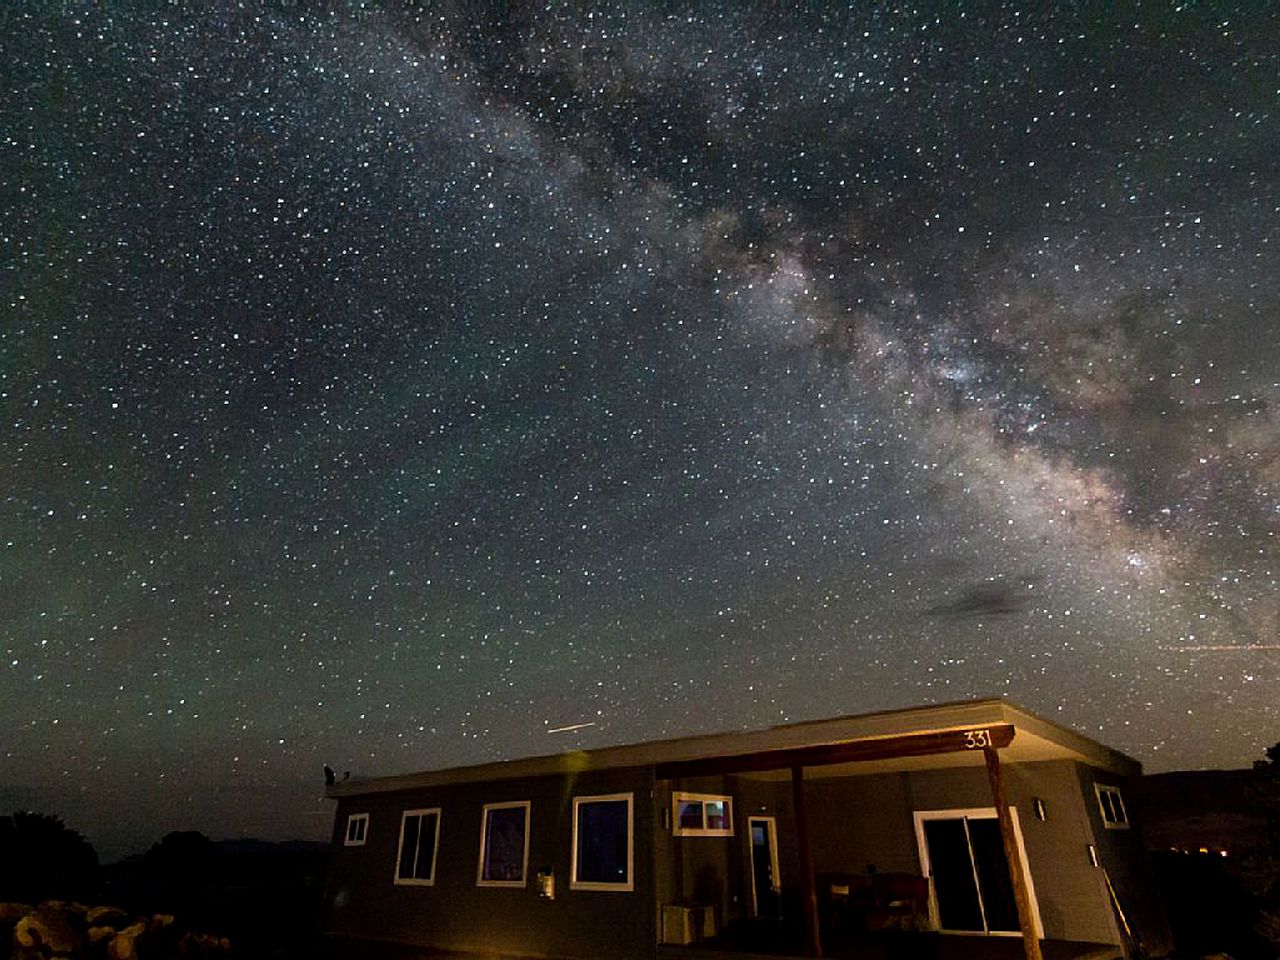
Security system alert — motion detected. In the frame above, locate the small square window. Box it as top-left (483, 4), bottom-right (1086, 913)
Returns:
top-left (672, 793), bottom-right (734, 837)
top-left (395, 808), bottom-right (441, 885)
top-left (344, 813), bottom-right (369, 846)
top-left (1094, 784), bottom-right (1129, 829)
top-left (571, 793), bottom-right (633, 891)
top-left (477, 801), bottom-right (530, 887)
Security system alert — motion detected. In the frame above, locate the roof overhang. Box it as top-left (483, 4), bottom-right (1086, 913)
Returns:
top-left (327, 698), bottom-right (1140, 799)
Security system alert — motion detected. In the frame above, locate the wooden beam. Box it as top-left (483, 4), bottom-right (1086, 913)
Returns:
top-left (791, 765), bottom-right (822, 958)
top-left (654, 724), bottom-right (1015, 779)
top-left (983, 746), bottom-right (1044, 960)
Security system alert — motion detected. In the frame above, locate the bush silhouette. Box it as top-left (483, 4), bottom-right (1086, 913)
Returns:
top-left (136, 830), bottom-right (217, 919)
top-left (0, 811), bottom-right (99, 902)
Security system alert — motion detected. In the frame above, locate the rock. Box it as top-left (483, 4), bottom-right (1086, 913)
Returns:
top-left (108, 920), bottom-right (146, 960)
top-left (145, 912), bottom-right (184, 956)
top-left (0, 902), bottom-right (35, 921)
top-left (89, 924), bottom-right (118, 942)
top-left (87, 905), bottom-right (130, 927)
top-left (14, 901), bottom-right (82, 954)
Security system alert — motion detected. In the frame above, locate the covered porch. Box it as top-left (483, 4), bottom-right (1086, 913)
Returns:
top-left (651, 702), bottom-right (1139, 960)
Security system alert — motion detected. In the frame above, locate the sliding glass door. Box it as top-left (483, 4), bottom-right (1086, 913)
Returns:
top-left (915, 810), bottom-right (1034, 935)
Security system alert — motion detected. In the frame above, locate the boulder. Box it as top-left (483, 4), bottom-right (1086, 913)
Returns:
top-left (89, 924), bottom-right (118, 943)
top-left (144, 912), bottom-right (184, 956)
top-left (87, 905), bottom-right (130, 927)
top-left (108, 920), bottom-right (146, 960)
top-left (14, 901), bottom-right (83, 954)
top-left (0, 902), bottom-right (35, 921)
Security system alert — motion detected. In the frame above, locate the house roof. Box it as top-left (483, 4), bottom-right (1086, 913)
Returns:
top-left (326, 697), bottom-right (1141, 799)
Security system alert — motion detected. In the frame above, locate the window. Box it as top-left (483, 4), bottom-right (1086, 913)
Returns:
top-left (672, 792), bottom-right (734, 837)
top-left (344, 813), bottom-right (369, 846)
top-left (477, 801), bottom-right (530, 887)
top-left (395, 808), bottom-right (441, 885)
top-left (571, 793), bottom-right (633, 891)
top-left (1095, 784), bottom-right (1129, 829)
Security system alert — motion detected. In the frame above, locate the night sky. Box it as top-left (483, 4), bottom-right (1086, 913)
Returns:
top-left (3, 3), bottom-right (1278, 861)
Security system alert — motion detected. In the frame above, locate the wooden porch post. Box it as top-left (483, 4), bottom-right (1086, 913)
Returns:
top-left (790, 764), bottom-right (822, 957)
top-left (983, 746), bottom-right (1044, 960)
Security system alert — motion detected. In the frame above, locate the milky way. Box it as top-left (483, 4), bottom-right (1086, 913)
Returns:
top-left (2, 4), bottom-right (1277, 858)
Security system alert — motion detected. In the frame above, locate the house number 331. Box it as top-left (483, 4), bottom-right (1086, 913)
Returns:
top-left (962, 729), bottom-right (992, 748)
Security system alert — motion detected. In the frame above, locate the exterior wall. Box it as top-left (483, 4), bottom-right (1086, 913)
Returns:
top-left (654, 775), bottom-right (800, 933)
top-left (1074, 763), bottom-right (1175, 957)
top-left (807, 771), bottom-right (919, 876)
top-left (323, 766), bottom-right (656, 960)
top-left (324, 749), bottom-right (1171, 958)
top-left (651, 761), bottom-right (1151, 947)
top-left (802, 760), bottom-right (1132, 947)
top-left (656, 775), bottom-right (737, 929)
top-left (732, 777), bottom-right (802, 922)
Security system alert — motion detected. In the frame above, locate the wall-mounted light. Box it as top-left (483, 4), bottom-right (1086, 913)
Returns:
top-left (1087, 843), bottom-right (1099, 867)
top-left (1033, 797), bottom-right (1047, 821)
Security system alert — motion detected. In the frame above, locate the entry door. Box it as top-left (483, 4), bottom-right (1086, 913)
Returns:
top-left (916, 810), bottom-right (1036, 936)
top-left (748, 816), bottom-right (780, 920)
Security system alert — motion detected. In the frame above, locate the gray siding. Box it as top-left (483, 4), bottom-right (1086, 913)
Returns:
top-left (1073, 763), bottom-right (1174, 957)
top-left (802, 760), bottom-right (1129, 946)
top-left (324, 767), bottom-right (656, 960)
top-left (654, 775), bottom-right (799, 932)
top-left (326, 755), bottom-right (1170, 958)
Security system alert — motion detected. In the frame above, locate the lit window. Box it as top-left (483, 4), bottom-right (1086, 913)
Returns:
top-left (1094, 784), bottom-right (1129, 829)
top-left (571, 793), bottom-right (633, 891)
top-left (395, 808), bottom-right (441, 885)
top-left (477, 801), bottom-right (530, 887)
top-left (672, 792), bottom-right (734, 837)
top-left (344, 813), bottom-right (369, 846)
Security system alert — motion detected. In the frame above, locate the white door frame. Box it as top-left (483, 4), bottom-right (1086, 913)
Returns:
top-left (747, 815), bottom-right (780, 917)
top-left (913, 807), bottom-right (1043, 938)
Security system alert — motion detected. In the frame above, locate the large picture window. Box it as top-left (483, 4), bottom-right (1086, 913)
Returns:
top-left (571, 793), bottom-right (633, 891)
top-left (394, 808), bottom-right (441, 885)
top-left (477, 801), bottom-right (530, 887)
top-left (672, 792), bottom-right (733, 837)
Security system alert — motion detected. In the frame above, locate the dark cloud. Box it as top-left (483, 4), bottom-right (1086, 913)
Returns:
top-left (924, 577), bottom-right (1042, 620)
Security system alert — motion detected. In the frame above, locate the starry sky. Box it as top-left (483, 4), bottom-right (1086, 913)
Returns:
top-left (2, 3), bottom-right (1278, 861)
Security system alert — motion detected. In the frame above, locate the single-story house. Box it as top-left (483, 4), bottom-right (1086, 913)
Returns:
top-left (322, 698), bottom-right (1171, 959)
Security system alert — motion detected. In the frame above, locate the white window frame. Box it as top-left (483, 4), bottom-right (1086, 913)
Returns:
top-left (394, 807), bottom-right (441, 886)
top-left (570, 792), bottom-right (634, 892)
top-left (1094, 784), bottom-right (1129, 829)
top-left (344, 812), bottom-right (369, 846)
top-left (476, 800), bottom-right (531, 888)
top-left (672, 792), bottom-right (734, 837)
